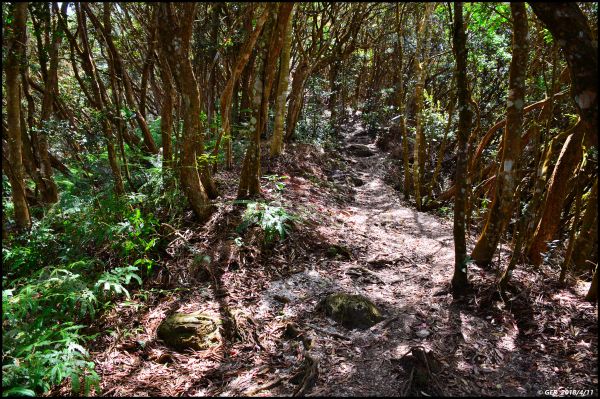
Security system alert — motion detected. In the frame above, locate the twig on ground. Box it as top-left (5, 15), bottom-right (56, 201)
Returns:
top-left (305, 323), bottom-right (351, 341)
top-left (245, 377), bottom-right (284, 396)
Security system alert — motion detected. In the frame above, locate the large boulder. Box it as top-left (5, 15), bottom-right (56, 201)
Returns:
top-left (157, 311), bottom-right (220, 351)
top-left (320, 293), bottom-right (384, 329)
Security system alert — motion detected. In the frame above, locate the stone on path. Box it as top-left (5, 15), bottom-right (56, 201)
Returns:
top-left (345, 144), bottom-right (375, 157)
top-left (157, 311), bottom-right (221, 351)
top-left (320, 292), bottom-right (384, 329)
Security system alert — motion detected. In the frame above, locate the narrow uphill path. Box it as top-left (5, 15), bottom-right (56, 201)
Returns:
top-left (87, 118), bottom-right (597, 397)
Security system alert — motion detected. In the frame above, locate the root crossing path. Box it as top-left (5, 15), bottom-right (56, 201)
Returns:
top-left (91, 120), bottom-right (597, 397)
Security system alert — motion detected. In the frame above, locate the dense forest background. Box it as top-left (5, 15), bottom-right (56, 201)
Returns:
top-left (2, 2), bottom-right (597, 397)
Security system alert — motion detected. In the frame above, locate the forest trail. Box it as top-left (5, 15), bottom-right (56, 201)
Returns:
top-left (89, 119), bottom-right (597, 397)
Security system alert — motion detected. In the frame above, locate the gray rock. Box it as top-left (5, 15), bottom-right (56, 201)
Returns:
top-left (415, 329), bottom-right (431, 338)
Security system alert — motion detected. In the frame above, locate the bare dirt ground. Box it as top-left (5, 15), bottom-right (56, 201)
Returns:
top-left (76, 120), bottom-right (597, 397)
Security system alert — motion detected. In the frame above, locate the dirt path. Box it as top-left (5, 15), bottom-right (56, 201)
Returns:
top-left (89, 122), bottom-right (597, 397)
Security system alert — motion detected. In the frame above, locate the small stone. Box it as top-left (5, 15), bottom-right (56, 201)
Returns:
top-left (416, 329), bottom-right (431, 338)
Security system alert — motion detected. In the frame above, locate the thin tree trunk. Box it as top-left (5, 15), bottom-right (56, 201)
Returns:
top-left (571, 178), bottom-right (598, 270)
top-left (585, 266), bottom-right (598, 302)
top-left (213, 5), bottom-right (270, 172)
top-left (158, 53), bottom-right (174, 177)
top-left (428, 93), bottom-right (456, 198)
top-left (451, 1), bottom-right (472, 296)
top-left (73, 3), bottom-right (125, 195)
top-left (84, 3), bottom-right (158, 155)
top-left (559, 162), bottom-right (584, 284)
top-left (471, 3), bottom-right (528, 267)
top-left (35, 2), bottom-right (60, 204)
top-left (270, 6), bottom-right (294, 156)
top-left (412, 3), bottom-right (435, 210)
top-left (5, 2), bottom-right (32, 230)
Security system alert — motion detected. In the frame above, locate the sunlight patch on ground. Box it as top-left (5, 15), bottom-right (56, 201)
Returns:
top-left (573, 279), bottom-right (592, 297)
top-left (497, 322), bottom-right (519, 352)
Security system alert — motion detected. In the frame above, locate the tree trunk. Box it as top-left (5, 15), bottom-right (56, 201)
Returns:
top-left (451, 2), bottom-right (472, 296)
top-left (35, 2), bottom-right (60, 204)
top-left (73, 3), bottom-right (125, 195)
top-left (526, 121), bottom-right (585, 266)
top-left (412, 3), bottom-right (435, 210)
top-left (585, 266), bottom-right (598, 303)
top-left (158, 3), bottom-right (214, 221)
top-left (428, 93), bottom-right (455, 198)
top-left (158, 53), bottom-right (174, 177)
top-left (239, 4), bottom-right (291, 198)
top-left (471, 3), bottom-right (528, 267)
top-left (213, 5), bottom-right (270, 171)
top-left (559, 162), bottom-right (584, 283)
top-left (270, 6), bottom-right (294, 156)
top-left (572, 178), bottom-right (598, 270)
top-left (84, 3), bottom-right (158, 155)
top-left (5, 2), bottom-right (32, 231)
top-left (284, 60), bottom-right (310, 142)
top-left (528, 3), bottom-right (597, 149)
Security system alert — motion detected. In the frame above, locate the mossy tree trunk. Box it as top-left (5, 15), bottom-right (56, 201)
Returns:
top-left (214, 5), bottom-right (270, 171)
top-left (238, 4), bottom-right (292, 199)
top-left (270, 7), bottom-right (294, 156)
top-left (471, 3), bottom-right (528, 267)
top-left (571, 178), bottom-right (598, 270)
top-left (412, 3), bottom-right (435, 210)
top-left (526, 2), bottom-right (598, 266)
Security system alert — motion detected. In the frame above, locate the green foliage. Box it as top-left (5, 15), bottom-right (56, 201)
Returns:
top-left (2, 255), bottom-right (141, 395)
top-left (263, 174), bottom-right (289, 194)
top-left (423, 89), bottom-right (455, 144)
top-left (437, 205), bottom-right (453, 218)
top-left (236, 201), bottom-right (297, 243)
top-left (296, 75), bottom-right (337, 148)
top-left (3, 165), bottom-right (161, 396)
top-left (95, 266), bottom-right (142, 299)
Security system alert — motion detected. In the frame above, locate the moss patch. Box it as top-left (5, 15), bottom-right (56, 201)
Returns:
top-left (321, 293), bottom-right (383, 329)
top-left (157, 311), bottom-right (221, 351)
top-left (327, 244), bottom-right (352, 260)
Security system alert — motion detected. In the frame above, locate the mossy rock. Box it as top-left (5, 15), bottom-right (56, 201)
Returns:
top-left (327, 244), bottom-right (352, 260)
top-left (157, 311), bottom-right (220, 351)
top-left (346, 144), bottom-right (375, 157)
top-left (321, 293), bottom-right (383, 329)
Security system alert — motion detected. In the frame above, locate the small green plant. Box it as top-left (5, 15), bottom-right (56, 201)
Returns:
top-left (95, 265), bottom-right (142, 300)
top-left (263, 174), bottom-right (289, 193)
top-left (236, 201), bottom-right (297, 243)
top-left (437, 206), bottom-right (453, 218)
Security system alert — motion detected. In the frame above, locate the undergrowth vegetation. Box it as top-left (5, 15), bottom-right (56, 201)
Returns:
top-left (2, 158), bottom-right (168, 396)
